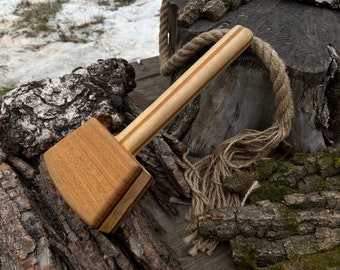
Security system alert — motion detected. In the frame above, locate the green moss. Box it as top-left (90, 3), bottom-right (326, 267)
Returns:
top-left (276, 161), bottom-right (297, 174)
top-left (290, 152), bottom-right (310, 166)
top-left (334, 157), bottom-right (340, 168)
top-left (262, 246), bottom-right (340, 270)
top-left (234, 245), bottom-right (259, 270)
top-left (255, 159), bottom-right (278, 180)
top-left (314, 179), bottom-right (329, 191)
top-left (320, 150), bottom-right (340, 166)
top-left (318, 151), bottom-right (336, 166)
top-left (254, 159), bottom-right (297, 180)
top-left (0, 85), bottom-right (16, 96)
top-left (249, 182), bottom-right (297, 204)
top-left (249, 159), bottom-right (298, 203)
top-left (280, 205), bottom-right (299, 233)
top-left (317, 151), bottom-right (340, 177)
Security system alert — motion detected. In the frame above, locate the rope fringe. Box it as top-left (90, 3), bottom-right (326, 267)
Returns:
top-left (159, 0), bottom-right (294, 256)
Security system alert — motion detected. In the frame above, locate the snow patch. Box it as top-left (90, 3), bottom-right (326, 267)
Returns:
top-left (0, 0), bottom-right (160, 87)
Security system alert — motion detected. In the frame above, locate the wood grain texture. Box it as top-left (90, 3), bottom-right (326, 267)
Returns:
top-left (129, 57), bottom-right (171, 110)
top-left (168, 0), bottom-right (340, 155)
top-left (44, 118), bottom-right (145, 228)
top-left (171, 0), bottom-right (340, 73)
top-left (99, 168), bottom-right (151, 233)
top-left (116, 25), bottom-right (253, 156)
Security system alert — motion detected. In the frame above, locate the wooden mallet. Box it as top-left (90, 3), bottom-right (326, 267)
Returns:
top-left (43, 25), bottom-right (253, 233)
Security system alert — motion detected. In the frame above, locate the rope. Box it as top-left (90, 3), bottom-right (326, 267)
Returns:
top-left (159, 0), bottom-right (169, 68)
top-left (158, 0), bottom-right (294, 256)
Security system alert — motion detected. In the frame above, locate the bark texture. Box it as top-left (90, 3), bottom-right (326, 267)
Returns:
top-left (0, 58), bottom-right (136, 158)
top-left (177, 0), bottom-right (252, 27)
top-left (198, 150), bottom-right (340, 267)
top-left (0, 58), bottom-right (186, 269)
top-left (164, 0), bottom-right (340, 268)
top-left (168, 0), bottom-right (340, 156)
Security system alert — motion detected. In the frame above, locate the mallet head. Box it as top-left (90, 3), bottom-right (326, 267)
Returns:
top-left (44, 118), bottom-right (151, 233)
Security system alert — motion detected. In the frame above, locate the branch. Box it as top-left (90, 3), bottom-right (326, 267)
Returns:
top-left (197, 149), bottom-right (340, 267)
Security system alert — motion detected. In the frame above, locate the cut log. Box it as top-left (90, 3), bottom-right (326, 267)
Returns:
top-left (167, 0), bottom-right (340, 155)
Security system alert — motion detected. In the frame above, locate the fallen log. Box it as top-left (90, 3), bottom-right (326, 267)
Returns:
top-left (0, 58), bottom-right (184, 269)
top-left (198, 150), bottom-right (340, 267)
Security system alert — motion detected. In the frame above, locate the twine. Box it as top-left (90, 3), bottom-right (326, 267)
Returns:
top-left (158, 0), bottom-right (294, 256)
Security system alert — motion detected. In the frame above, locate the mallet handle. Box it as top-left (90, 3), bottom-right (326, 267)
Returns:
top-left (116, 25), bottom-right (253, 156)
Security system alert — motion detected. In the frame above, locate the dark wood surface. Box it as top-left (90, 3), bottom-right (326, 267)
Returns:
top-left (169, 0), bottom-right (340, 73)
top-left (129, 57), bottom-right (171, 110)
top-left (167, 0), bottom-right (340, 155)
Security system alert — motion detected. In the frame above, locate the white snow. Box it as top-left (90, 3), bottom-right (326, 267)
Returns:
top-left (0, 0), bottom-right (22, 18)
top-left (0, 0), bottom-right (160, 87)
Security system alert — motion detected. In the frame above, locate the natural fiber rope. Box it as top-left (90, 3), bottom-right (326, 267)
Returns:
top-left (159, 0), bottom-right (169, 68)
top-left (158, 0), bottom-right (294, 256)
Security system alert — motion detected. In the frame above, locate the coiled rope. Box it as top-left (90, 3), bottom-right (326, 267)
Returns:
top-left (158, 0), bottom-right (294, 256)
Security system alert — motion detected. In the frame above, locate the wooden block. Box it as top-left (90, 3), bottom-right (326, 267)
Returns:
top-left (44, 118), bottom-right (151, 229)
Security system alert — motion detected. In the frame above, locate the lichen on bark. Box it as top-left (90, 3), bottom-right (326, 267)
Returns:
top-left (0, 58), bottom-right (136, 158)
top-left (177, 0), bottom-right (252, 27)
top-left (0, 57), bottom-right (186, 269)
top-left (198, 149), bottom-right (340, 268)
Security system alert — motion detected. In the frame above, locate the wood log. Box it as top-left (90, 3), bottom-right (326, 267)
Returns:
top-left (162, 0), bottom-right (340, 268)
top-left (1, 0), bottom-right (338, 268)
top-left (177, 0), bottom-right (253, 27)
top-left (0, 58), bottom-right (136, 157)
top-left (167, 0), bottom-right (340, 156)
top-left (0, 58), bottom-right (187, 269)
top-left (198, 150), bottom-right (340, 267)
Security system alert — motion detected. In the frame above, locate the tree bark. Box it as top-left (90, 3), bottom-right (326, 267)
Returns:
top-left (177, 0), bottom-right (253, 27)
top-left (167, 0), bottom-right (340, 156)
top-left (164, 0), bottom-right (340, 268)
top-left (0, 58), bottom-right (185, 269)
top-left (198, 150), bottom-right (340, 267)
top-left (1, 1), bottom-right (340, 268)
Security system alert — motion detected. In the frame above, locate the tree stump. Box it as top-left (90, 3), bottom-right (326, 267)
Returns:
top-left (167, 0), bottom-right (340, 156)
top-left (163, 0), bottom-right (340, 268)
